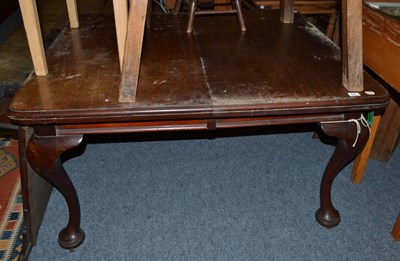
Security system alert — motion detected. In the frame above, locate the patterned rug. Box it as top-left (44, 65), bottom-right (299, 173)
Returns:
top-left (0, 140), bottom-right (23, 261)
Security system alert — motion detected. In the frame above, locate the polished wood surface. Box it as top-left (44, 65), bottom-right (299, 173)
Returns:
top-left (9, 12), bottom-right (390, 251)
top-left (27, 127), bottom-right (85, 249)
top-left (9, 12), bottom-right (388, 125)
top-left (18, 0), bottom-right (365, 98)
top-left (316, 117), bottom-right (370, 227)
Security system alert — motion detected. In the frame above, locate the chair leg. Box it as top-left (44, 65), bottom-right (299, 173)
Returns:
top-left (341, 0), bottom-right (363, 92)
top-left (332, 11), bottom-right (340, 46)
top-left (119, 0), bottom-right (150, 102)
top-left (113, 0), bottom-right (129, 71)
top-left (174, 0), bottom-right (183, 15)
top-left (351, 115), bottom-right (381, 184)
top-left (18, 0), bottom-right (48, 76)
top-left (233, 0), bottom-right (246, 31)
top-left (187, 0), bottom-right (197, 33)
top-left (66, 0), bottom-right (79, 28)
top-left (280, 0), bottom-right (294, 24)
top-left (326, 10), bottom-right (338, 40)
top-left (186, 0), bottom-right (245, 33)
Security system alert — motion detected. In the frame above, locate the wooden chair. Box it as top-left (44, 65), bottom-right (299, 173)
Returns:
top-left (173, 0), bottom-right (246, 33)
top-left (253, 0), bottom-right (340, 39)
top-left (351, 2), bottom-right (400, 184)
top-left (18, 0), bottom-right (137, 74)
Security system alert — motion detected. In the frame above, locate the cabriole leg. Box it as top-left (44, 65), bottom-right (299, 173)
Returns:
top-left (316, 115), bottom-right (370, 227)
top-left (27, 128), bottom-right (84, 250)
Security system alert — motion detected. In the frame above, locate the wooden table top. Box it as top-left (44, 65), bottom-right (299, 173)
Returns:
top-left (9, 11), bottom-right (388, 125)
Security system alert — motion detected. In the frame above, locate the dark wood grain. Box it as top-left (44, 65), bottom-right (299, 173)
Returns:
top-left (316, 115), bottom-right (370, 227)
top-left (9, 12), bottom-right (388, 125)
top-left (27, 127), bottom-right (85, 249)
top-left (17, 127), bottom-right (53, 259)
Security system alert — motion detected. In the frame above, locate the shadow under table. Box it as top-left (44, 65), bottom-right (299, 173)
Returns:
top-left (8, 11), bottom-right (389, 255)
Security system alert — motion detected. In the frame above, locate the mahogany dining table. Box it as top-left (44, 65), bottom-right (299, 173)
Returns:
top-left (10, 0), bottom-right (390, 256)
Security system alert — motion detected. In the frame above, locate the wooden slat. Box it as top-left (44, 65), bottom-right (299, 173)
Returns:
top-left (325, 11), bottom-right (338, 38)
top-left (280, 0), bottom-right (294, 23)
top-left (66, 0), bottom-right (79, 28)
top-left (351, 115), bottom-right (381, 184)
top-left (119, 0), bottom-right (149, 103)
top-left (341, 0), bottom-right (363, 91)
top-left (18, 0), bottom-right (48, 76)
top-left (113, 0), bottom-right (128, 71)
top-left (370, 98), bottom-right (400, 161)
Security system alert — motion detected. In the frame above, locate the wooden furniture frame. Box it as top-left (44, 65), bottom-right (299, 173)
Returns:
top-left (12, 0), bottom-right (391, 256)
top-left (173, 0), bottom-right (246, 33)
top-left (253, 0), bottom-right (340, 39)
top-left (357, 1), bottom-right (400, 241)
top-left (351, 2), bottom-right (400, 183)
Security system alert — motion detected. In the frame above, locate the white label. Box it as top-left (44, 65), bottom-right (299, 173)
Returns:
top-left (348, 92), bottom-right (361, 97)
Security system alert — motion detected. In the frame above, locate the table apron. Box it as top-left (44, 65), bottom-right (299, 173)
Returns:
top-left (55, 113), bottom-right (349, 135)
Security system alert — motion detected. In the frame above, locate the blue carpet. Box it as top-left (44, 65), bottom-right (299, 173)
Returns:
top-left (29, 129), bottom-right (400, 260)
